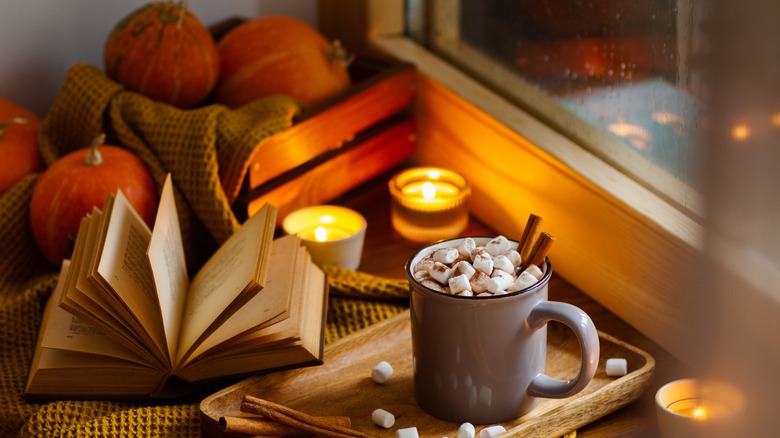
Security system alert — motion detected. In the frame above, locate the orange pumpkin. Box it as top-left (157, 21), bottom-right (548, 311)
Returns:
top-left (104, 1), bottom-right (219, 108)
top-left (213, 16), bottom-right (351, 108)
top-left (0, 99), bottom-right (43, 195)
top-left (29, 135), bottom-right (158, 265)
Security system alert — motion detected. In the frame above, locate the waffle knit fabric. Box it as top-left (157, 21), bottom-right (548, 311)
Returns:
top-left (1, 64), bottom-right (411, 437)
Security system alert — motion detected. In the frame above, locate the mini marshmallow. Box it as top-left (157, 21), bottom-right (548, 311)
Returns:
top-left (525, 264), bottom-right (544, 280)
top-left (457, 422), bottom-right (476, 438)
top-left (413, 269), bottom-right (430, 282)
top-left (479, 425), bottom-right (506, 438)
top-left (504, 249), bottom-right (522, 267)
top-left (513, 271), bottom-right (538, 291)
top-left (472, 251), bottom-right (493, 275)
top-left (469, 271), bottom-right (490, 293)
top-left (606, 358), bottom-right (628, 377)
top-left (433, 247), bottom-right (459, 264)
top-left (451, 260), bottom-right (476, 280)
top-left (421, 279), bottom-right (446, 292)
top-left (372, 361), bottom-right (393, 383)
top-left (492, 255), bottom-right (514, 274)
top-left (428, 262), bottom-right (452, 284)
top-left (413, 259), bottom-right (434, 274)
top-left (457, 290), bottom-right (475, 297)
top-left (396, 427), bottom-right (419, 438)
top-left (485, 235), bottom-right (511, 256)
top-left (457, 237), bottom-right (477, 257)
top-left (371, 408), bottom-right (395, 428)
top-left (449, 274), bottom-right (472, 294)
top-left (487, 270), bottom-right (513, 293)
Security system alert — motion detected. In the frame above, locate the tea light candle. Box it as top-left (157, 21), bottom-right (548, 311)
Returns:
top-left (655, 378), bottom-right (744, 437)
top-left (282, 205), bottom-right (366, 270)
top-left (666, 398), bottom-right (730, 420)
top-left (388, 167), bottom-right (471, 242)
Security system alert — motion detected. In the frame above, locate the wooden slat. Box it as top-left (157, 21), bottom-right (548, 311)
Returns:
top-left (245, 117), bottom-right (416, 224)
top-left (247, 59), bottom-right (416, 189)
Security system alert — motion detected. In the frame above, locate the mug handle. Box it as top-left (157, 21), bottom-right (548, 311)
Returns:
top-left (527, 301), bottom-right (600, 398)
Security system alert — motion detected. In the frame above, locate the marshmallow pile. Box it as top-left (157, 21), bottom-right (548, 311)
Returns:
top-left (412, 235), bottom-right (544, 296)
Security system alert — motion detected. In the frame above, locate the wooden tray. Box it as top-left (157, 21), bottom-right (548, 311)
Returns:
top-left (200, 310), bottom-right (655, 437)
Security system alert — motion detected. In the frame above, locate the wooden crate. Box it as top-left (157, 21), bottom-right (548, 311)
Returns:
top-left (234, 54), bottom-right (417, 222)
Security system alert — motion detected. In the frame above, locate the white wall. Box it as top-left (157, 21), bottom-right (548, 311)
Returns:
top-left (0, 0), bottom-right (317, 116)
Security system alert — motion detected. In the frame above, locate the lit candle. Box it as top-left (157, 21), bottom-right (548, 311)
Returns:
top-left (297, 225), bottom-right (352, 242)
top-left (282, 206), bottom-right (366, 270)
top-left (666, 398), bottom-right (731, 420)
top-left (388, 167), bottom-right (471, 242)
top-left (655, 379), bottom-right (744, 437)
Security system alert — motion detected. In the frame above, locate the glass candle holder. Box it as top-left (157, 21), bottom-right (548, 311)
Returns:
top-left (282, 205), bottom-right (366, 270)
top-left (388, 167), bottom-right (471, 242)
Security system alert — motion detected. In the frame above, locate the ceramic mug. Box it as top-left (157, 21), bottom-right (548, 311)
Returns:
top-left (406, 237), bottom-right (600, 424)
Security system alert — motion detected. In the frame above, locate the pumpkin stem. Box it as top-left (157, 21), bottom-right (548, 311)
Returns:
top-left (328, 40), bottom-right (355, 68)
top-left (84, 134), bottom-right (107, 167)
top-left (0, 117), bottom-right (28, 139)
top-left (176, 0), bottom-right (187, 29)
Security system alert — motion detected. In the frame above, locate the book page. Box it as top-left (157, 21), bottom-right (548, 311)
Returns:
top-left (177, 234), bottom-right (300, 364)
top-left (41, 261), bottom-right (148, 365)
top-left (175, 203), bottom-right (276, 361)
top-left (96, 190), bottom-right (168, 363)
top-left (147, 174), bottom-right (188, 362)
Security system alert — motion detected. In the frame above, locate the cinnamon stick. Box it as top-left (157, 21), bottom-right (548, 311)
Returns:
top-left (518, 214), bottom-right (544, 264)
top-left (219, 414), bottom-right (352, 436)
top-left (526, 232), bottom-right (556, 268)
top-left (241, 395), bottom-right (368, 438)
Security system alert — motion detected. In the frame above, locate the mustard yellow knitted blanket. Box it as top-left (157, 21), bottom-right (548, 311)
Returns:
top-left (0, 64), bottom-right (410, 437)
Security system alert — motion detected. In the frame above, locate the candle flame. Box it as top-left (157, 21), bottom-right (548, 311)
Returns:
top-left (314, 226), bottom-right (328, 242)
top-left (426, 169), bottom-right (442, 179)
top-left (422, 181), bottom-right (436, 200)
top-left (693, 406), bottom-right (709, 421)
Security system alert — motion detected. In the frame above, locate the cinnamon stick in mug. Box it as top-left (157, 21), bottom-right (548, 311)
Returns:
top-left (519, 214), bottom-right (544, 263)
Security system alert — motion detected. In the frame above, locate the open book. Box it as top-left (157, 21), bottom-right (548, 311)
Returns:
top-left (25, 174), bottom-right (328, 399)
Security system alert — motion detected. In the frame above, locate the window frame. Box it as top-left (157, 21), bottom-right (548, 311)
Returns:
top-left (319, 0), bottom-right (703, 364)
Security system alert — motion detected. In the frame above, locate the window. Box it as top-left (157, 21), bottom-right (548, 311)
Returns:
top-left (323, 2), bottom-right (780, 432)
top-left (407, 0), bottom-right (708, 217)
top-left (319, 1), bottom-right (779, 396)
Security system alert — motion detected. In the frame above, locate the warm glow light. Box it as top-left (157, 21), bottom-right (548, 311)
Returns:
top-left (652, 111), bottom-right (685, 126)
top-left (389, 167), bottom-right (471, 242)
top-left (731, 124), bottom-right (751, 141)
top-left (281, 205), bottom-right (366, 270)
top-left (772, 113), bottom-right (780, 127)
top-left (422, 181), bottom-right (436, 200)
top-left (692, 406), bottom-right (709, 421)
top-left (607, 122), bottom-right (651, 150)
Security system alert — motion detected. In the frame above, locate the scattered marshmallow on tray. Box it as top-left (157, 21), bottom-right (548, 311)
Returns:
top-left (371, 408), bottom-right (395, 428)
top-left (371, 361), bottom-right (394, 383)
top-left (396, 426), bottom-right (419, 438)
top-left (479, 425), bottom-right (507, 438)
top-left (413, 236), bottom-right (544, 296)
top-left (606, 358), bottom-right (628, 376)
top-left (457, 422), bottom-right (476, 438)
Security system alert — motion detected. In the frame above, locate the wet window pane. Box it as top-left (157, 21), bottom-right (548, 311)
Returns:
top-left (409, 0), bottom-right (708, 213)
